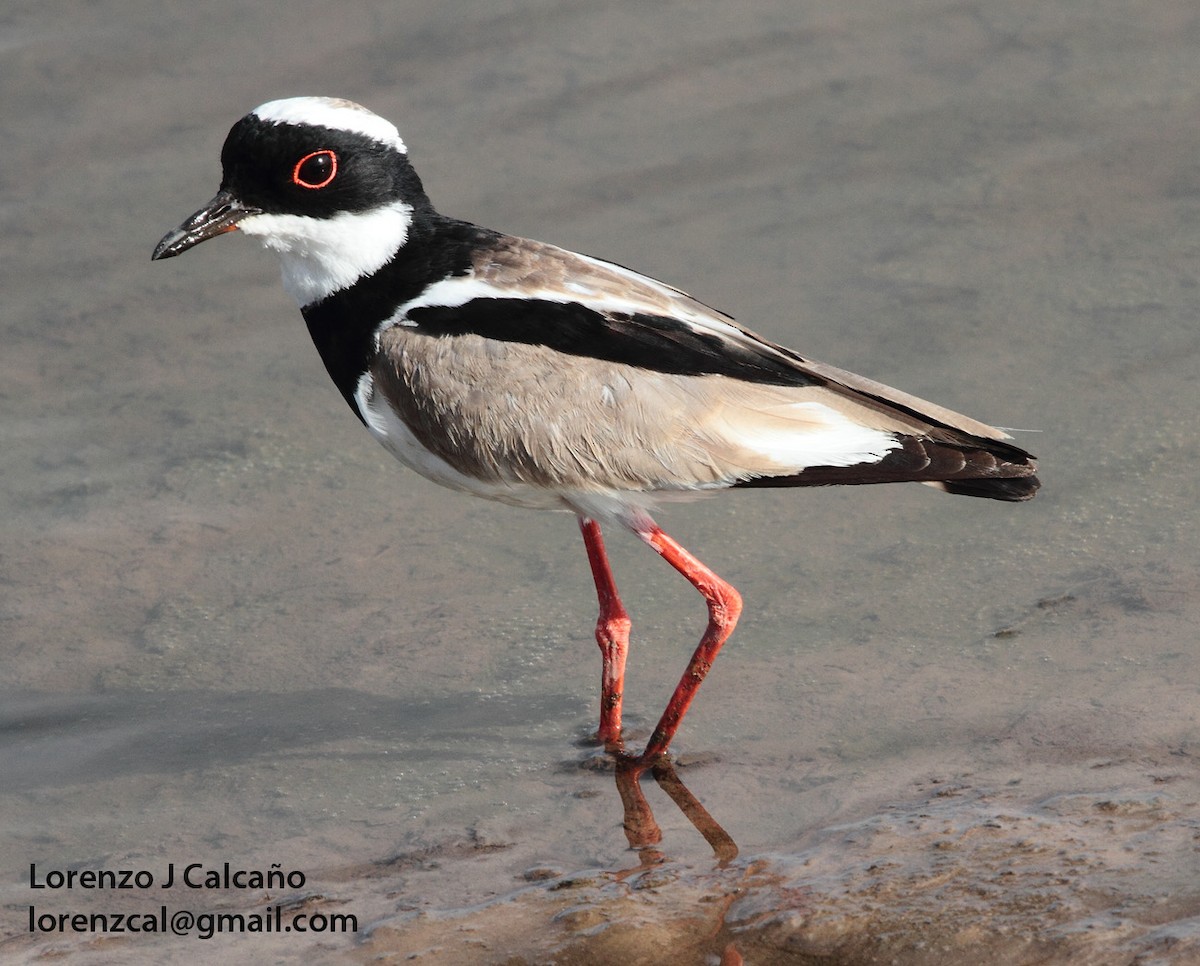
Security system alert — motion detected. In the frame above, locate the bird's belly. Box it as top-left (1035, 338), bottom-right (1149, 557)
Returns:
top-left (352, 368), bottom-right (671, 527)
top-left (354, 371), bottom-right (565, 509)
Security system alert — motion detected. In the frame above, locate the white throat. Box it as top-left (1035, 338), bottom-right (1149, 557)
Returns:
top-left (239, 201), bottom-right (413, 306)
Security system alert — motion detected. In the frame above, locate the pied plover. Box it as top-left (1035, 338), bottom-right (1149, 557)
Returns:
top-left (153, 97), bottom-right (1039, 762)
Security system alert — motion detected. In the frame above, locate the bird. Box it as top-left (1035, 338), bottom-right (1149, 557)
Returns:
top-left (153, 96), bottom-right (1039, 764)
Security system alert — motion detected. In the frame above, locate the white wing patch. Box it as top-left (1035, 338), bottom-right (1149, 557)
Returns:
top-left (383, 254), bottom-right (746, 343)
top-left (720, 401), bottom-right (899, 470)
top-left (387, 275), bottom-right (506, 326)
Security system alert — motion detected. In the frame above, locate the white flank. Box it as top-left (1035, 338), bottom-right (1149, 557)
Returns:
top-left (731, 402), bottom-right (899, 469)
top-left (252, 97), bottom-right (407, 152)
top-left (239, 201), bottom-right (413, 306)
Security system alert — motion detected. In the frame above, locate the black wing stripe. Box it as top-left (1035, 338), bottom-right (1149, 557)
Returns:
top-left (406, 297), bottom-right (821, 386)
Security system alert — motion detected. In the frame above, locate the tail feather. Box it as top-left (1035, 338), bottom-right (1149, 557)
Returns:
top-left (927, 475), bottom-right (1040, 502)
top-left (733, 434), bottom-right (1039, 502)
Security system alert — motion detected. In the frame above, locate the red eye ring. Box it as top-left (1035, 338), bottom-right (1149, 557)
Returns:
top-left (291, 150), bottom-right (338, 189)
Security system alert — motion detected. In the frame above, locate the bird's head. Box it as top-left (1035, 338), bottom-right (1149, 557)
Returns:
top-left (152, 96), bottom-right (427, 306)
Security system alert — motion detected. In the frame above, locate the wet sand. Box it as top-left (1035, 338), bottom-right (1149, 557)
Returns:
top-left (3, 0), bottom-right (1200, 962)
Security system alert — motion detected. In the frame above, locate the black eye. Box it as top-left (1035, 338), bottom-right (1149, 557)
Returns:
top-left (291, 150), bottom-right (338, 189)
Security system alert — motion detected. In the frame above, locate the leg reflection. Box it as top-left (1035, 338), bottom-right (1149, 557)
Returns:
top-left (612, 751), bottom-right (738, 867)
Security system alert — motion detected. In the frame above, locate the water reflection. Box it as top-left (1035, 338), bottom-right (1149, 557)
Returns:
top-left (611, 753), bottom-right (738, 870)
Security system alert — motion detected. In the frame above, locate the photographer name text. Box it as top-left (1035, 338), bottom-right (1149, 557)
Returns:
top-left (29, 862), bottom-right (306, 891)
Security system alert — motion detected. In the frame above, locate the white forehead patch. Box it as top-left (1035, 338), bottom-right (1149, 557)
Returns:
top-left (251, 96), bottom-right (407, 153)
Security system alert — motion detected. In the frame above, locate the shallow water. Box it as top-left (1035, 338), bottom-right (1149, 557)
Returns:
top-left (3, 0), bottom-right (1200, 962)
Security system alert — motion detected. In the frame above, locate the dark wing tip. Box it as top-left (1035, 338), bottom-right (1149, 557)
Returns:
top-left (936, 474), bottom-right (1041, 502)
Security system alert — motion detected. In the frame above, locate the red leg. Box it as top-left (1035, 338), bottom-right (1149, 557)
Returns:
top-left (637, 525), bottom-right (743, 761)
top-left (578, 516), bottom-right (631, 747)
